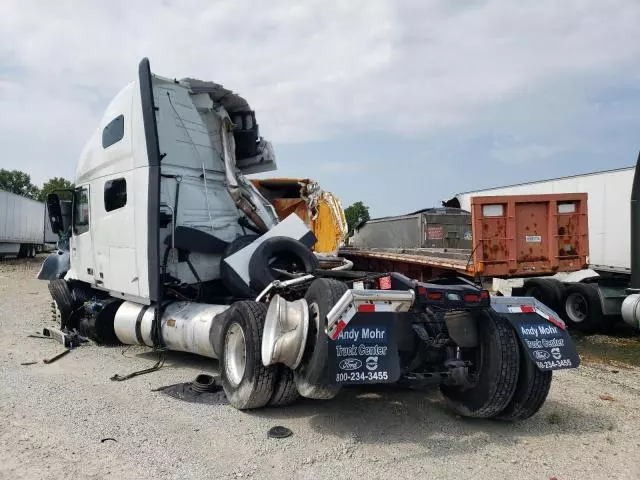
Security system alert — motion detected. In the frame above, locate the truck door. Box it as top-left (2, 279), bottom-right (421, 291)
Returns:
top-left (70, 185), bottom-right (96, 284)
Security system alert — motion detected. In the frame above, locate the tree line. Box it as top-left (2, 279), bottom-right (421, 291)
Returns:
top-left (0, 169), bottom-right (73, 202)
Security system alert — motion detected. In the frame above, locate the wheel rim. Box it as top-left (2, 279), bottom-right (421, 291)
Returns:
top-left (566, 292), bottom-right (588, 323)
top-left (224, 322), bottom-right (246, 387)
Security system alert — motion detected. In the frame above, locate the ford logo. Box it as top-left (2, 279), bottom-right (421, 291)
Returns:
top-left (339, 358), bottom-right (362, 371)
top-left (533, 350), bottom-right (550, 361)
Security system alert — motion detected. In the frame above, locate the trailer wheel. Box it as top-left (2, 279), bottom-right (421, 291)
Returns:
top-left (524, 278), bottom-right (564, 315)
top-left (220, 301), bottom-right (277, 409)
top-left (563, 283), bottom-right (605, 332)
top-left (440, 309), bottom-right (519, 418)
top-left (496, 345), bottom-right (552, 421)
top-left (48, 279), bottom-right (75, 329)
top-left (220, 234), bottom-right (260, 299)
top-left (268, 366), bottom-right (300, 407)
top-left (293, 278), bottom-right (347, 400)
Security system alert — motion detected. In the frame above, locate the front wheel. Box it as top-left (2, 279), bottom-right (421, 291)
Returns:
top-left (220, 301), bottom-right (277, 410)
top-left (440, 309), bottom-right (519, 418)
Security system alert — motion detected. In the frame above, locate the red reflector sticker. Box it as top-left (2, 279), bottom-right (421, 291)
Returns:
top-left (520, 305), bottom-right (535, 313)
top-left (330, 320), bottom-right (347, 340)
top-left (358, 304), bottom-right (376, 313)
top-left (379, 276), bottom-right (392, 290)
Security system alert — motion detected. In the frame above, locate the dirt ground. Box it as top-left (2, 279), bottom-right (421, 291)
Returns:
top-left (1, 257), bottom-right (639, 480)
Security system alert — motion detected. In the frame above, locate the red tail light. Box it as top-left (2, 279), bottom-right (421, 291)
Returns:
top-left (417, 286), bottom-right (427, 295)
top-left (481, 290), bottom-right (490, 299)
top-left (463, 293), bottom-right (481, 303)
top-left (358, 304), bottom-right (376, 312)
top-left (427, 291), bottom-right (444, 301)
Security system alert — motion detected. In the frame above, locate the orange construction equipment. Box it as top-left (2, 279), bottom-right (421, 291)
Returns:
top-left (251, 178), bottom-right (348, 255)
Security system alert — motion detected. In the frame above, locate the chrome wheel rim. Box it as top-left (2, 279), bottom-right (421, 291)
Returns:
top-left (225, 323), bottom-right (246, 387)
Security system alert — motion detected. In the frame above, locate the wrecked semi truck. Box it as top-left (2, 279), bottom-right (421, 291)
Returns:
top-left (38, 58), bottom-right (579, 419)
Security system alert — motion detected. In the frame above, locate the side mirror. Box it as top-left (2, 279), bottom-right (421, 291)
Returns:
top-left (46, 193), bottom-right (63, 234)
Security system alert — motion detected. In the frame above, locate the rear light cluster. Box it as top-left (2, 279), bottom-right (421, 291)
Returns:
top-left (417, 286), bottom-right (490, 305)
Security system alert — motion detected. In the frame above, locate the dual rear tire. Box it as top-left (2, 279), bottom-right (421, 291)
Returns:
top-left (440, 309), bottom-right (552, 420)
top-left (220, 287), bottom-right (551, 420)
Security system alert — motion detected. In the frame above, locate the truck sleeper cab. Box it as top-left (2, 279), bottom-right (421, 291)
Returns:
top-left (41, 58), bottom-right (579, 420)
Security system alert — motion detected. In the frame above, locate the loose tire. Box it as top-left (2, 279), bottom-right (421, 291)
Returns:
top-left (220, 301), bottom-right (277, 409)
top-left (496, 345), bottom-right (552, 421)
top-left (562, 283), bottom-right (605, 332)
top-left (524, 278), bottom-right (564, 316)
top-left (293, 278), bottom-right (347, 400)
top-left (220, 234), bottom-right (260, 299)
top-left (48, 279), bottom-right (75, 329)
top-left (248, 236), bottom-right (320, 291)
top-left (268, 366), bottom-right (300, 407)
top-left (440, 309), bottom-right (519, 418)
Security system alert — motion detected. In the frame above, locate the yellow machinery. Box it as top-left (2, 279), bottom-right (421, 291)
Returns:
top-left (251, 178), bottom-right (347, 255)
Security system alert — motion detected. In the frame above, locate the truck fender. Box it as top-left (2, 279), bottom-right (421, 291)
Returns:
top-left (490, 297), bottom-right (580, 371)
top-left (37, 251), bottom-right (70, 280)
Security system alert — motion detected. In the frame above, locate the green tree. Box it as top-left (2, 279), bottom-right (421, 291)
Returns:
top-left (344, 201), bottom-right (370, 234)
top-left (38, 177), bottom-right (74, 202)
top-left (0, 169), bottom-right (39, 199)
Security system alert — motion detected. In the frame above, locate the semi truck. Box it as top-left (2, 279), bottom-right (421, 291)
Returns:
top-left (37, 58), bottom-right (579, 420)
top-left (444, 164), bottom-right (640, 333)
top-left (0, 190), bottom-right (57, 258)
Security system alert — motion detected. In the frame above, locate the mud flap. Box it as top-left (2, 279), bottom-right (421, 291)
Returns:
top-left (490, 297), bottom-right (580, 371)
top-left (327, 312), bottom-right (401, 385)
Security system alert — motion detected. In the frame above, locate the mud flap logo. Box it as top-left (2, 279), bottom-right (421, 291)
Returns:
top-left (533, 350), bottom-right (550, 361)
top-left (366, 356), bottom-right (378, 371)
top-left (550, 347), bottom-right (562, 360)
top-left (339, 358), bottom-right (362, 371)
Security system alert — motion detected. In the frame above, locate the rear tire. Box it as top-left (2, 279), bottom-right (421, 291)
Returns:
top-left (562, 283), bottom-right (605, 333)
top-left (496, 346), bottom-right (552, 421)
top-left (220, 301), bottom-right (277, 409)
top-left (440, 309), bottom-right (519, 418)
top-left (524, 278), bottom-right (564, 315)
top-left (293, 278), bottom-right (347, 400)
top-left (268, 366), bottom-right (300, 407)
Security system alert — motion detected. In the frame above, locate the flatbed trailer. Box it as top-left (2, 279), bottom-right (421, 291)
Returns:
top-left (341, 247), bottom-right (474, 280)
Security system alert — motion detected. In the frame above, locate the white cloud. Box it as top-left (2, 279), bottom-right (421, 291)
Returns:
top-left (0, 0), bottom-right (639, 184)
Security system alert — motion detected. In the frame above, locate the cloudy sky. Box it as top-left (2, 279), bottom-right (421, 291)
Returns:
top-left (1, 0), bottom-right (639, 217)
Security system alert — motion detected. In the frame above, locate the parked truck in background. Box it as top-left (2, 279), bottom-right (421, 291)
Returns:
top-left (342, 193), bottom-right (589, 283)
top-left (37, 58), bottom-right (579, 422)
top-left (444, 162), bottom-right (640, 332)
top-left (0, 190), bottom-right (57, 258)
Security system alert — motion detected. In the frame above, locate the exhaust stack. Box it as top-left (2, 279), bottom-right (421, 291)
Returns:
top-left (631, 151), bottom-right (640, 290)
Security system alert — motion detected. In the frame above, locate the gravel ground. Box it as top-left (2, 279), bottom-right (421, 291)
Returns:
top-left (1, 257), bottom-right (640, 480)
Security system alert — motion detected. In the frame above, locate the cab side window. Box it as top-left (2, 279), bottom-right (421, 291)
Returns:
top-left (73, 187), bottom-right (90, 235)
top-left (104, 178), bottom-right (127, 212)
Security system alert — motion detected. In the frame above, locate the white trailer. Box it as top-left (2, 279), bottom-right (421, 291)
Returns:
top-left (447, 164), bottom-right (640, 331)
top-left (0, 190), bottom-right (54, 258)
